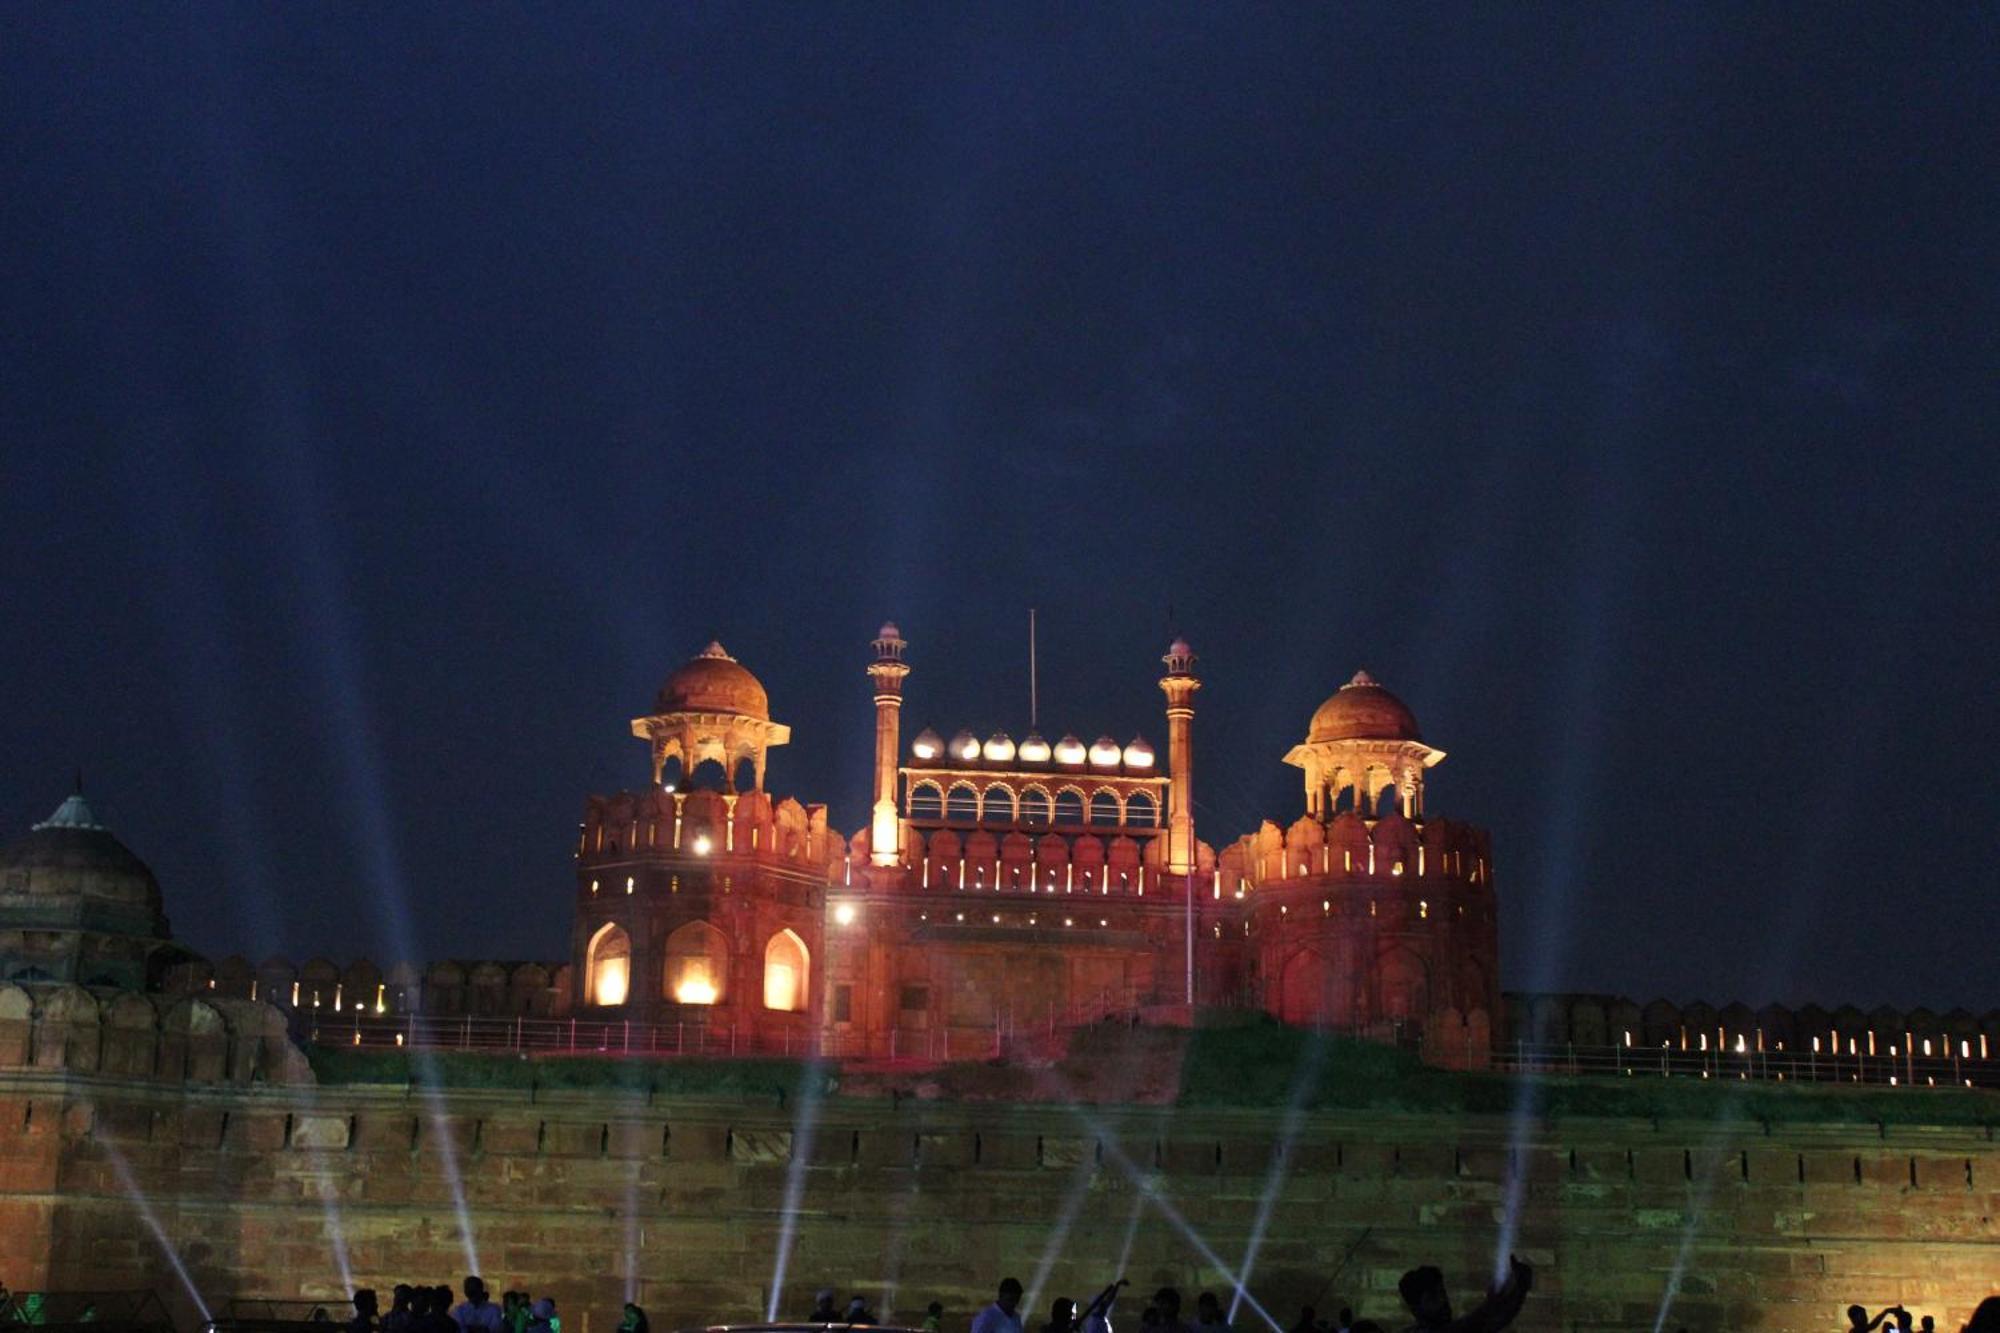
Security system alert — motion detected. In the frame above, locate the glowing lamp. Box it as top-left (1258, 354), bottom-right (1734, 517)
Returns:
top-left (1088, 735), bottom-right (1123, 767)
top-left (674, 977), bottom-right (718, 1005)
top-left (692, 834), bottom-right (712, 856)
top-left (912, 727), bottom-right (943, 761)
top-left (1122, 736), bottom-right (1155, 768)
top-left (1018, 733), bottom-right (1051, 762)
top-left (1053, 734), bottom-right (1087, 765)
top-left (764, 962), bottom-right (802, 1012)
top-left (951, 730), bottom-right (981, 761)
top-left (983, 732), bottom-right (1016, 761)
top-left (833, 902), bottom-right (857, 926)
top-left (593, 957), bottom-right (630, 1007)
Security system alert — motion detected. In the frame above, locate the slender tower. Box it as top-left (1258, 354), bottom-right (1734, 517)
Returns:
top-left (867, 623), bottom-right (910, 866)
top-left (1159, 637), bottom-right (1200, 875)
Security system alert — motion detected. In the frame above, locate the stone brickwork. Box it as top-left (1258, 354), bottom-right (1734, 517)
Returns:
top-left (3, 1067), bottom-right (1996, 1333)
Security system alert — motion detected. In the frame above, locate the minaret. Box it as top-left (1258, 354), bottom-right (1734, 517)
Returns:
top-left (867, 623), bottom-right (910, 867)
top-left (1159, 637), bottom-right (1200, 875)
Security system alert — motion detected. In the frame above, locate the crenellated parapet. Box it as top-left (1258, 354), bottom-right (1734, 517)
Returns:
top-left (163, 953), bottom-right (568, 1020)
top-left (0, 979), bottom-right (310, 1083)
top-left (848, 821), bottom-right (1217, 898)
top-left (579, 786), bottom-right (838, 872)
top-left (1504, 991), bottom-right (2000, 1067)
top-left (1215, 811), bottom-right (1492, 890)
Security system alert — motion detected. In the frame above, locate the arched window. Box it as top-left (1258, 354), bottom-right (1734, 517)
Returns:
top-left (909, 782), bottom-right (944, 819)
top-left (1125, 793), bottom-right (1157, 827)
top-left (663, 921), bottom-right (728, 1005)
top-left (1020, 788), bottom-right (1052, 827)
top-left (1090, 791), bottom-right (1122, 828)
top-left (982, 786), bottom-right (1016, 823)
top-left (946, 784), bottom-right (979, 822)
top-left (1375, 784), bottom-right (1401, 817)
top-left (763, 929), bottom-right (810, 1012)
top-left (585, 923), bottom-right (631, 1007)
top-left (1054, 789), bottom-right (1086, 826)
top-left (688, 759), bottom-right (728, 792)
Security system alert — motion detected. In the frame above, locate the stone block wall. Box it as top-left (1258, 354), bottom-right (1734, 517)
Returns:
top-left (2, 1068), bottom-right (1997, 1333)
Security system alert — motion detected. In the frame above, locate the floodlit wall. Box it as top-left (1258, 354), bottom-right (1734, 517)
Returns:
top-left (3, 1063), bottom-right (1997, 1333)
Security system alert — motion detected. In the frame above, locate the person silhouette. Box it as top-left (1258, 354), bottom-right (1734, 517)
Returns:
top-left (1396, 1258), bottom-right (1532, 1332)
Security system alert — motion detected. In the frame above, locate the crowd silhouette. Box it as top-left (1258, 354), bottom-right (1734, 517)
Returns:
top-left (6, 1269), bottom-right (1998, 1333)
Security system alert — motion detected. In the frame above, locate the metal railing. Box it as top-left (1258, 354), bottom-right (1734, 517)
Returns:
top-left (304, 1010), bottom-right (1997, 1089)
top-left (1487, 1039), bottom-right (1999, 1089)
top-left (303, 986), bottom-right (1147, 1065)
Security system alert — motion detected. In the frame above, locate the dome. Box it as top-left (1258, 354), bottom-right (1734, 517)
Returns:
top-left (949, 730), bottom-right (982, 762)
top-left (911, 727), bottom-right (944, 761)
top-left (1122, 736), bottom-right (1155, 769)
top-left (1307, 670), bottom-right (1421, 743)
top-left (1088, 735), bottom-right (1124, 768)
top-left (653, 642), bottom-right (769, 718)
top-left (1053, 734), bottom-right (1087, 765)
top-left (983, 732), bottom-right (1016, 762)
top-left (1017, 733), bottom-right (1051, 763)
top-left (0, 793), bottom-right (169, 940)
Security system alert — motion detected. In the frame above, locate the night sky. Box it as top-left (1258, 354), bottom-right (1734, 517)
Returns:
top-left (4, 7), bottom-right (1996, 1013)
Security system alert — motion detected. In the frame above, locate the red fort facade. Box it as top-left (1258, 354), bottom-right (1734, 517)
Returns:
top-left (570, 628), bottom-right (1500, 1065)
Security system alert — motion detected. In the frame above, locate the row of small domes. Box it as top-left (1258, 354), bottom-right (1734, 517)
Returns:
top-left (651, 643), bottom-right (1423, 747)
top-left (911, 729), bottom-right (1155, 769)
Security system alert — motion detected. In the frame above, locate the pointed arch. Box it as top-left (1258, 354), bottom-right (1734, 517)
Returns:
top-left (585, 922), bottom-right (632, 1007)
top-left (945, 782), bottom-right (979, 822)
top-left (909, 781), bottom-right (945, 819)
top-left (1124, 792), bottom-right (1157, 828)
top-left (1019, 785), bottom-right (1053, 827)
top-left (664, 920), bottom-right (728, 1006)
top-left (762, 929), bottom-right (810, 1013)
top-left (981, 783), bottom-right (1017, 823)
top-left (1089, 790), bottom-right (1123, 828)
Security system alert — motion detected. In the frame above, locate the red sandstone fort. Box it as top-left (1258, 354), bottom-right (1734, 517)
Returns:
top-left (4, 626), bottom-right (1993, 1075)
top-left (5, 628), bottom-right (1999, 1333)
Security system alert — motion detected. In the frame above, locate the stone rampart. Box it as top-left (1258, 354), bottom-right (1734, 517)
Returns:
top-left (2, 1066), bottom-right (1996, 1333)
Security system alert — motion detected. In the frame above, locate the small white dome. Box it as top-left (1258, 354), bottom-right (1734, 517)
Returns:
top-left (1053, 734), bottom-right (1087, 765)
top-left (911, 727), bottom-right (944, 760)
top-left (983, 732), bottom-right (1016, 762)
top-left (1088, 735), bottom-right (1123, 768)
top-left (1122, 736), bottom-right (1155, 768)
top-left (1017, 733), bottom-right (1052, 762)
top-left (950, 730), bottom-right (983, 761)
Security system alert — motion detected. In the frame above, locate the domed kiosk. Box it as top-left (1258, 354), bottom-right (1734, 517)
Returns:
top-left (0, 789), bottom-right (175, 988)
top-left (631, 642), bottom-right (792, 791)
top-left (1306, 669), bottom-right (1423, 744)
top-left (1285, 671), bottom-right (1444, 818)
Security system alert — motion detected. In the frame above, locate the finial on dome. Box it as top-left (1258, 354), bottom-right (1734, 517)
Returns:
top-left (699, 640), bottom-right (734, 661)
top-left (36, 790), bottom-right (107, 832)
top-left (1344, 669), bottom-right (1378, 689)
top-left (878, 621), bottom-right (902, 640)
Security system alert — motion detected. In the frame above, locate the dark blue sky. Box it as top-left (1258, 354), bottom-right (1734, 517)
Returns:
top-left (4, 6), bottom-right (1996, 1011)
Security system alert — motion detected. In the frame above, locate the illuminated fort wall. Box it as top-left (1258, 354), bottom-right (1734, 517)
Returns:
top-left (1, 1045), bottom-right (1996, 1333)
